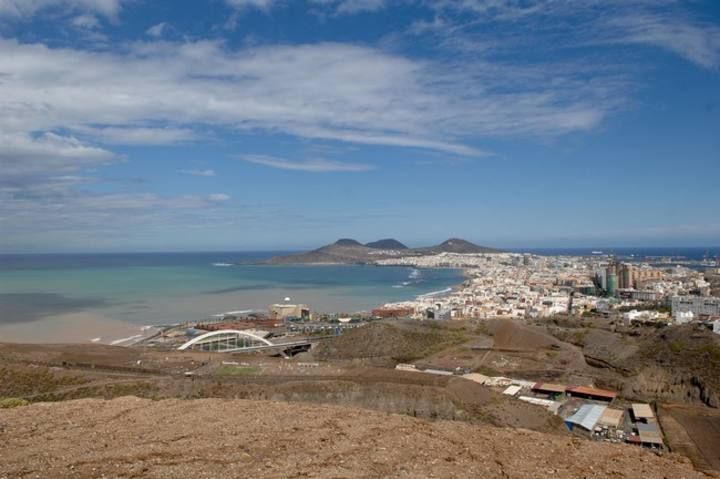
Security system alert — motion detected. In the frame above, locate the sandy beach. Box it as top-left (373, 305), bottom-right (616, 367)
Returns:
top-left (0, 311), bottom-right (156, 345)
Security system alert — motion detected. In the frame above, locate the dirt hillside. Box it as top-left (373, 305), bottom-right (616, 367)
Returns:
top-left (0, 397), bottom-right (708, 479)
top-left (314, 321), bottom-right (466, 362)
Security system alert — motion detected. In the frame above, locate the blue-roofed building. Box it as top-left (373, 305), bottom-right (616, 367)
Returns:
top-left (564, 404), bottom-right (608, 433)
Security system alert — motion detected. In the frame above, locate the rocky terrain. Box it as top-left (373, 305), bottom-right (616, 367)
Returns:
top-left (262, 238), bottom-right (500, 264)
top-left (3, 318), bottom-right (720, 476)
top-left (0, 339), bottom-right (563, 432)
top-left (541, 319), bottom-right (720, 408)
top-left (0, 396), bottom-right (708, 479)
top-left (313, 321), bottom-right (469, 363)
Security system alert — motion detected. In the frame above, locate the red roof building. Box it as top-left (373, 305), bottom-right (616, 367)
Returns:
top-left (566, 386), bottom-right (617, 402)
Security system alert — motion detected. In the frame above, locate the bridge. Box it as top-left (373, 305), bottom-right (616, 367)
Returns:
top-left (177, 329), bottom-right (313, 356)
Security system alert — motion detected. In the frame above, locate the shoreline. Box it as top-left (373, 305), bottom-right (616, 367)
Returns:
top-left (0, 264), bottom-right (464, 345)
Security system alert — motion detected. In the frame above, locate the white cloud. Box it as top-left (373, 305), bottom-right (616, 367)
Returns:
top-left (181, 169), bottom-right (216, 177)
top-left (421, 1), bottom-right (720, 70)
top-left (225, 0), bottom-right (278, 10)
top-left (241, 155), bottom-right (374, 172)
top-left (0, 132), bottom-right (115, 180)
top-left (207, 193), bottom-right (231, 201)
top-left (0, 38), bottom-right (613, 161)
top-left (70, 13), bottom-right (100, 30)
top-left (0, 176), bottom-right (238, 245)
top-left (145, 22), bottom-right (168, 38)
top-left (607, 13), bottom-right (720, 69)
top-left (310, 0), bottom-right (387, 15)
top-left (0, 0), bottom-right (124, 19)
top-left (77, 126), bottom-right (198, 145)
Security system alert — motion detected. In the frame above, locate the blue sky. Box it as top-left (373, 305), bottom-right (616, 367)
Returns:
top-left (0, 0), bottom-right (719, 252)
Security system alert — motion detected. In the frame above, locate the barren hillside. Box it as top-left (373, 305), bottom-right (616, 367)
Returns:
top-left (0, 397), bottom-right (708, 479)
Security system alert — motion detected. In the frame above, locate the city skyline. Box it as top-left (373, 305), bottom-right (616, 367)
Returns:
top-left (1, 0), bottom-right (719, 252)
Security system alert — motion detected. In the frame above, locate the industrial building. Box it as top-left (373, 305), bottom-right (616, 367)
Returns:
top-left (566, 386), bottom-right (617, 403)
top-left (269, 303), bottom-right (311, 321)
top-left (531, 383), bottom-right (567, 399)
top-left (597, 408), bottom-right (624, 429)
top-left (606, 263), bottom-right (618, 297)
top-left (565, 404), bottom-right (607, 434)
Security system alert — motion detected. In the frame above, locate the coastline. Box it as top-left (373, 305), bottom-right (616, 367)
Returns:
top-left (0, 263), bottom-right (464, 344)
top-left (0, 311), bottom-right (159, 345)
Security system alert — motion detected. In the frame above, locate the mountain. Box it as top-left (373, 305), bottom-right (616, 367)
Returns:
top-left (263, 238), bottom-right (399, 264)
top-left (364, 239), bottom-right (408, 250)
top-left (263, 237), bottom-right (500, 264)
top-left (333, 238), bottom-right (364, 247)
top-left (427, 238), bottom-right (500, 254)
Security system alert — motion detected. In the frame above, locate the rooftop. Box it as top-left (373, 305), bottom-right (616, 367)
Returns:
top-left (567, 386), bottom-right (618, 401)
top-left (532, 383), bottom-right (567, 394)
top-left (565, 404), bottom-right (607, 431)
top-left (598, 408), bottom-right (624, 428)
top-left (632, 403), bottom-right (655, 419)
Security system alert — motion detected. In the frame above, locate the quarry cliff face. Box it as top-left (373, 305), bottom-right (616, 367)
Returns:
top-left (0, 397), bottom-right (706, 479)
top-left (621, 367), bottom-right (720, 408)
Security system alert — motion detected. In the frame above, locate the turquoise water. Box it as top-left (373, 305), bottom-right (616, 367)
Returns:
top-left (0, 253), bottom-right (464, 326)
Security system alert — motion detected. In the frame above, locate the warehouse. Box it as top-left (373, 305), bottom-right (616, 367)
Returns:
top-left (564, 404), bottom-right (607, 434)
top-left (566, 386), bottom-right (617, 403)
top-left (636, 422), bottom-right (664, 449)
top-left (598, 408), bottom-right (624, 429)
top-left (631, 403), bottom-right (655, 422)
top-left (531, 383), bottom-right (566, 399)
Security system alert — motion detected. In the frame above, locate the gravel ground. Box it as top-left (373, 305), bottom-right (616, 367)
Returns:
top-left (0, 397), bottom-right (710, 479)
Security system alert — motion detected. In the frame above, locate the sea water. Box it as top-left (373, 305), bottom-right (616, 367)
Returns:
top-left (0, 252), bottom-right (464, 337)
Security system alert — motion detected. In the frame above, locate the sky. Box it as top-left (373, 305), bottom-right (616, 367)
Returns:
top-left (0, 0), bottom-right (719, 252)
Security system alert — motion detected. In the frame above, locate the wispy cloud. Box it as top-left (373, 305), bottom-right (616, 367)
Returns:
top-left (241, 155), bottom-right (374, 172)
top-left (225, 0), bottom-right (278, 11)
top-left (0, 132), bottom-right (115, 181)
top-left (207, 193), bottom-right (231, 201)
top-left (181, 169), bottom-right (216, 177)
top-left (0, 38), bottom-right (613, 163)
top-left (605, 13), bottom-right (720, 69)
top-left (70, 13), bottom-right (100, 30)
top-left (145, 22), bottom-right (168, 38)
top-left (77, 126), bottom-right (198, 145)
top-left (310, 0), bottom-right (388, 15)
top-left (0, 0), bottom-right (126, 19)
top-left (417, 0), bottom-right (720, 70)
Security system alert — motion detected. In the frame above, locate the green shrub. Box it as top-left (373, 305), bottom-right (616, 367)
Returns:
top-left (0, 397), bottom-right (29, 408)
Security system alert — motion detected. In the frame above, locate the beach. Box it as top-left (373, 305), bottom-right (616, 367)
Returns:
top-left (0, 254), bottom-right (463, 344)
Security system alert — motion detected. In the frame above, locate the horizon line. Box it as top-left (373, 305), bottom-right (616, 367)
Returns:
top-left (2, 245), bottom-right (719, 256)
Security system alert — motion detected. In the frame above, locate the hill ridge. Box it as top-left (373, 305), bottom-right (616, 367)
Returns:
top-left (263, 237), bottom-right (500, 264)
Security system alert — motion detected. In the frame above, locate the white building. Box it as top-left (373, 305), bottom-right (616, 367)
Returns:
top-left (671, 296), bottom-right (720, 321)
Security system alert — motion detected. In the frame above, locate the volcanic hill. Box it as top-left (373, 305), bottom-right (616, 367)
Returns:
top-left (263, 238), bottom-right (500, 264)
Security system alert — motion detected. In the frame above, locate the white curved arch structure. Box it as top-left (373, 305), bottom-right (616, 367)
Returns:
top-left (178, 329), bottom-right (274, 351)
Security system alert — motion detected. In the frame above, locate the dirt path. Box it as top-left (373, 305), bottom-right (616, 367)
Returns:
top-left (659, 403), bottom-right (720, 474)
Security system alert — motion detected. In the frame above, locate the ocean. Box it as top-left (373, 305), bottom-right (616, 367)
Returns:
top-left (2, 247), bottom-right (716, 344)
top-left (0, 252), bottom-right (463, 343)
